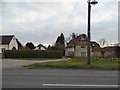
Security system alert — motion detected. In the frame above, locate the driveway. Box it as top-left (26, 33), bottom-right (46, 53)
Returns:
top-left (2, 58), bottom-right (70, 69)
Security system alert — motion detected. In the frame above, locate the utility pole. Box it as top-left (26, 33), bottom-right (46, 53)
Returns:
top-left (87, 0), bottom-right (91, 65)
top-left (87, 0), bottom-right (98, 65)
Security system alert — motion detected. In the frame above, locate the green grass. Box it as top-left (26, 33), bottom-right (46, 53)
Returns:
top-left (25, 58), bottom-right (120, 70)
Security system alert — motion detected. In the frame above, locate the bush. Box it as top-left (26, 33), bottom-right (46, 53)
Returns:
top-left (3, 50), bottom-right (63, 58)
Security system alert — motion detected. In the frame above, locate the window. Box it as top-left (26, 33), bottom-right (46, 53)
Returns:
top-left (2, 48), bottom-right (6, 52)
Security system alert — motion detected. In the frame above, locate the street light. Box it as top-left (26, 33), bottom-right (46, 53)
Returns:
top-left (87, 0), bottom-right (98, 65)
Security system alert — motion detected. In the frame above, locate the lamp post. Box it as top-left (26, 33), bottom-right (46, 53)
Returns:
top-left (87, 0), bottom-right (98, 65)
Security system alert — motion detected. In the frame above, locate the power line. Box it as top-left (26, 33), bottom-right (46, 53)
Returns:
top-left (63, 0), bottom-right (79, 31)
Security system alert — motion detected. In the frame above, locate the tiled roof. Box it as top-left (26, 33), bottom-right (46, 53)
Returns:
top-left (66, 34), bottom-right (87, 48)
top-left (0, 35), bottom-right (14, 44)
top-left (66, 36), bottom-right (80, 48)
top-left (66, 34), bottom-right (101, 49)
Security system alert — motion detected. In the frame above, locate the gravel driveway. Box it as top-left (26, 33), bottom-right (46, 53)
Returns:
top-left (2, 58), bottom-right (69, 69)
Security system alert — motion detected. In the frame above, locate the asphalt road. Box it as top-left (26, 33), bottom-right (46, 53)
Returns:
top-left (1, 59), bottom-right (119, 88)
top-left (2, 68), bottom-right (118, 88)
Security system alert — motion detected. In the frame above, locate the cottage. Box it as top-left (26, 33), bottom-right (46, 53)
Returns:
top-left (0, 35), bottom-right (18, 53)
top-left (34, 44), bottom-right (46, 50)
top-left (65, 33), bottom-right (100, 58)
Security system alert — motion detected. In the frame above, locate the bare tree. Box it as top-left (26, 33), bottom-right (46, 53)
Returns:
top-left (98, 38), bottom-right (107, 47)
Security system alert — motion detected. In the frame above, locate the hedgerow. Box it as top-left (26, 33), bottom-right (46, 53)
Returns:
top-left (3, 50), bottom-right (63, 58)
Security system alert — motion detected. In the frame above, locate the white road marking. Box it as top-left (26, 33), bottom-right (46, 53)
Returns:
top-left (43, 84), bottom-right (119, 88)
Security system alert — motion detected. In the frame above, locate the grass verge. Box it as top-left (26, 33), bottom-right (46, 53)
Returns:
top-left (24, 58), bottom-right (120, 70)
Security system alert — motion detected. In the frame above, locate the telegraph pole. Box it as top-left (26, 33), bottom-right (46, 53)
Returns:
top-left (87, 0), bottom-right (98, 65)
top-left (87, 0), bottom-right (91, 65)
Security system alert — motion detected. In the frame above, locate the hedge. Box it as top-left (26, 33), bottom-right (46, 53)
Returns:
top-left (3, 50), bottom-right (63, 58)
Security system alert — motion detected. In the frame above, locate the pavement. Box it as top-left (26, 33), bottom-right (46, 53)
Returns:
top-left (2, 58), bottom-right (70, 69)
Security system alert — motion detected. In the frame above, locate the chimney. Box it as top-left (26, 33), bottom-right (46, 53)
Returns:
top-left (72, 33), bottom-right (75, 39)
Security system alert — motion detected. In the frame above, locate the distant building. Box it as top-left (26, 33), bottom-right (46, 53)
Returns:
top-left (92, 46), bottom-right (120, 58)
top-left (0, 35), bottom-right (18, 53)
top-left (34, 44), bottom-right (46, 50)
top-left (65, 33), bottom-right (100, 58)
top-left (65, 33), bottom-right (120, 58)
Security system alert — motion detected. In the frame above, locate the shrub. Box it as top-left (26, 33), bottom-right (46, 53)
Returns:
top-left (3, 50), bottom-right (63, 58)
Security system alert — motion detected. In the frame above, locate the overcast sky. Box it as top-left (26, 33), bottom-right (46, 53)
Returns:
top-left (0, 0), bottom-right (119, 46)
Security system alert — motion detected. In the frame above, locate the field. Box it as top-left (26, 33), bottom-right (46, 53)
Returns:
top-left (25, 58), bottom-right (120, 70)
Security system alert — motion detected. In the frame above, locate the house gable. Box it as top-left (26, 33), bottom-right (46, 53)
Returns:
top-left (9, 36), bottom-right (18, 50)
top-left (34, 44), bottom-right (46, 50)
top-left (0, 35), bottom-right (18, 53)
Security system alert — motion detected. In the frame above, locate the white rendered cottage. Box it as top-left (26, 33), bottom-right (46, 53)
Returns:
top-left (34, 44), bottom-right (46, 50)
top-left (0, 35), bottom-right (18, 53)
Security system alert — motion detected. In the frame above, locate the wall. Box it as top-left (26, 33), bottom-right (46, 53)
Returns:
top-left (0, 45), bottom-right (8, 53)
top-left (41, 47), bottom-right (46, 50)
top-left (74, 46), bottom-right (81, 57)
top-left (65, 48), bottom-right (74, 57)
top-left (75, 46), bottom-right (90, 58)
top-left (92, 50), bottom-right (116, 58)
top-left (34, 47), bottom-right (39, 50)
top-left (104, 51), bottom-right (115, 58)
top-left (9, 36), bottom-right (18, 50)
top-left (92, 52), bottom-right (101, 58)
top-left (34, 46), bottom-right (46, 50)
top-left (65, 49), bottom-right (69, 56)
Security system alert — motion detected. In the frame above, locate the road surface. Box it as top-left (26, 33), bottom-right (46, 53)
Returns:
top-left (2, 59), bottom-right (119, 88)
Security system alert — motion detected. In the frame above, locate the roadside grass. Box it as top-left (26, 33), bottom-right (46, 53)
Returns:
top-left (24, 58), bottom-right (120, 70)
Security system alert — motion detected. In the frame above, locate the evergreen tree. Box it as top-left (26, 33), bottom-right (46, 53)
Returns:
top-left (60, 33), bottom-right (65, 45)
top-left (55, 33), bottom-right (65, 50)
top-left (47, 45), bottom-right (51, 50)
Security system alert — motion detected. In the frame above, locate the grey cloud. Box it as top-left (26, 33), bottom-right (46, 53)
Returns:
top-left (1, 1), bottom-right (118, 45)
